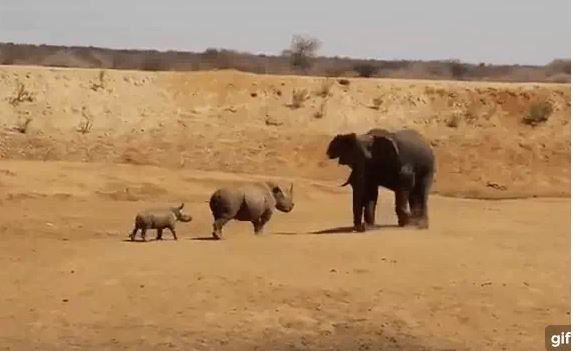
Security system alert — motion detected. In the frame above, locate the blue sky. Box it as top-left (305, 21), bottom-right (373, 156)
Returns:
top-left (0, 0), bottom-right (570, 65)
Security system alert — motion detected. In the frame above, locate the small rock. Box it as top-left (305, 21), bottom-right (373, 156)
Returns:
top-left (62, 299), bottom-right (69, 303)
top-left (330, 269), bottom-right (337, 273)
top-left (486, 182), bottom-right (507, 191)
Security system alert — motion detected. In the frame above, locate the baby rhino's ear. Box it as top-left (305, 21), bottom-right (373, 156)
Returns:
top-left (272, 186), bottom-right (282, 195)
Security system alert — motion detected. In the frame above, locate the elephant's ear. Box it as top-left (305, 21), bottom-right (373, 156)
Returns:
top-left (372, 135), bottom-right (401, 169)
top-left (326, 133), bottom-right (357, 159)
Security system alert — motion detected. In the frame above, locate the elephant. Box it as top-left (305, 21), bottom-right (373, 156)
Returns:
top-left (326, 128), bottom-right (435, 232)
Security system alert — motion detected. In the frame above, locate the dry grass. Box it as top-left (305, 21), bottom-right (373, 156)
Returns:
top-left (15, 116), bottom-right (32, 133)
top-left (445, 114), bottom-right (462, 128)
top-left (371, 96), bottom-right (384, 110)
top-left (316, 79), bottom-right (333, 98)
top-left (90, 70), bottom-right (106, 91)
top-left (8, 83), bottom-right (34, 106)
top-left (290, 89), bottom-right (309, 109)
top-left (522, 101), bottom-right (553, 126)
top-left (77, 115), bottom-right (93, 134)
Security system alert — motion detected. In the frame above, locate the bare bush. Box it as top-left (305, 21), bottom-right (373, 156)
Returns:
top-left (15, 116), bottom-right (32, 133)
top-left (522, 101), bottom-right (553, 126)
top-left (90, 70), bottom-right (106, 91)
top-left (286, 35), bottom-right (321, 71)
top-left (546, 59), bottom-right (571, 75)
top-left (314, 100), bottom-right (328, 119)
top-left (370, 96), bottom-right (384, 110)
top-left (354, 63), bottom-right (379, 78)
top-left (445, 114), bottom-right (461, 128)
top-left (77, 115), bottom-right (93, 134)
top-left (316, 79), bottom-right (333, 97)
top-left (9, 83), bottom-right (34, 106)
top-left (448, 60), bottom-right (468, 80)
top-left (290, 89), bottom-right (309, 108)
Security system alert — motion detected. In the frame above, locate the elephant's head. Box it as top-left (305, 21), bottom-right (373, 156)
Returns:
top-left (327, 130), bottom-right (402, 186)
top-left (326, 133), bottom-right (370, 166)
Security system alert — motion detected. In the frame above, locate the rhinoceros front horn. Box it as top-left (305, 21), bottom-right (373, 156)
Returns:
top-left (289, 183), bottom-right (294, 199)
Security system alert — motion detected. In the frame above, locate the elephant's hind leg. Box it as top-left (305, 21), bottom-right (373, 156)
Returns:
top-left (408, 193), bottom-right (422, 227)
top-left (414, 173), bottom-right (433, 229)
top-left (395, 190), bottom-right (411, 227)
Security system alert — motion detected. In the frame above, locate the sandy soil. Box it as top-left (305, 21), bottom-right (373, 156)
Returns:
top-left (0, 160), bottom-right (569, 351)
top-left (0, 66), bottom-right (570, 350)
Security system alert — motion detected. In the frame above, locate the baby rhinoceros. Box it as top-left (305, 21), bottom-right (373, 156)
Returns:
top-left (129, 203), bottom-right (192, 242)
top-left (209, 181), bottom-right (295, 239)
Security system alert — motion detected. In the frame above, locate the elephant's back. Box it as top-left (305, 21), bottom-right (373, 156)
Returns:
top-left (394, 130), bottom-right (435, 172)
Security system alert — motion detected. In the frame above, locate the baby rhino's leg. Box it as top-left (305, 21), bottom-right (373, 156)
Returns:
top-left (130, 226), bottom-right (139, 241)
top-left (167, 225), bottom-right (178, 240)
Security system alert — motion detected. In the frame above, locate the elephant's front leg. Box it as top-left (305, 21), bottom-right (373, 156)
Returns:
top-left (394, 190), bottom-right (411, 227)
top-left (352, 186), bottom-right (366, 232)
top-left (364, 184), bottom-right (379, 229)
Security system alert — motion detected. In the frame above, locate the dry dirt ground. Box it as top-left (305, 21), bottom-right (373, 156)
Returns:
top-left (0, 66), bottom-right (570, 350)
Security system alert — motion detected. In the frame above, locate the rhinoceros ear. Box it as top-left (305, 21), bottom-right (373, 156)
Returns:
top-left (178, 203), bottom-right (184, 210)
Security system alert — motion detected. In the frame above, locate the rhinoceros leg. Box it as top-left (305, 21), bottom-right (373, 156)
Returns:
top-left (212, 217), bottom-right (230, 239)
top-left (140, 228), bottom-right (147, 242)
top-left (252, 219), bottom-right (262, 234)
top-left (167, 226), bottom-right (178, 240)
top-left (155, 228), bottom-right (163, 240)
top-left (254, 210), bottom-right (273, 235)
top-left (129, 227), bottom-right (139, 241)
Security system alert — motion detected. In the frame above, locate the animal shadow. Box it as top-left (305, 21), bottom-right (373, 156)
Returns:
top-left (274, 224), bottom-right (399, 236)
top-left (190, 236), bottom-right (219, 241)
top-left (311, 224), bottom-right (398, 235)
top-left (121, 238), bottom-right (177, 243)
